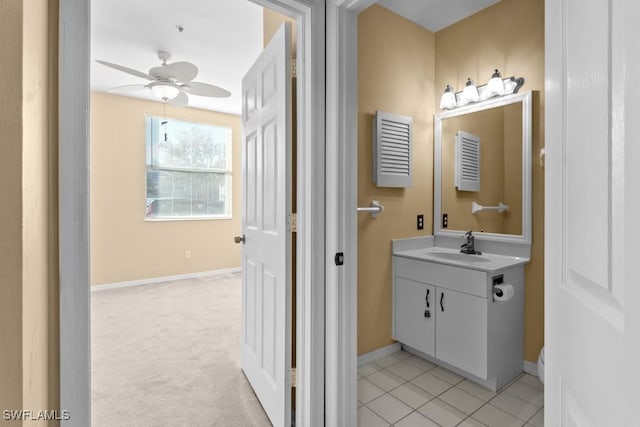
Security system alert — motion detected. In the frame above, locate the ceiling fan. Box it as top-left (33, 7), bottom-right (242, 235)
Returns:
top-left (96, 51), bottom-right (231, 107)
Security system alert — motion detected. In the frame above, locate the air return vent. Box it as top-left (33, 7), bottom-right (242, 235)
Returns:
top-left (455, 131), bottom-right (480, 192)
top-left (373, 111), bottom-right (413, 188)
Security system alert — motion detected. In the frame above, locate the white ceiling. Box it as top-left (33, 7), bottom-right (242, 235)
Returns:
top-left (377, 0), bottom-right (501, 32)
top-left (90, 0), bottom-right (263, 115)
top-left (91, 0), bottom-right (500, 115)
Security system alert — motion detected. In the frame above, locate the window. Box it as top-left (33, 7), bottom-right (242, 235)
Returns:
top-left (145, 116), bottom-right (232, 219)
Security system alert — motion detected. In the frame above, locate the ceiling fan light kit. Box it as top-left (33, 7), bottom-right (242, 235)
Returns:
top-left (149, 81), bottom-right (180, 100)
top-left (96, 50), bottom-right (231, 107)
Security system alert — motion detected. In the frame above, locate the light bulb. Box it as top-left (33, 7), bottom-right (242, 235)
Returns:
top-left (486, 69), bottom-right (505, 98)
top-left (439, 85), bottom-right (457, 110)
top-left (150, 82), bottom-right (180, 100)
top-left (462, 78), bottom-right (479, 104)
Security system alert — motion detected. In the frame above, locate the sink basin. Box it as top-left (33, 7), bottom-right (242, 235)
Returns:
top-left (427, 252), bottom-right (491, 263)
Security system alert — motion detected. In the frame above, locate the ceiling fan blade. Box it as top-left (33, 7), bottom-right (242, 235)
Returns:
top-left (181, 81), bottom-right (231, 98)
top-left (149, 62), bottom-right (198, 83)
top-left (169, 91), bottom-right (189, 108)
top-left (95, 60), bottom-right (153, 80)
top-left (108, 84), bottom-right (149, 93)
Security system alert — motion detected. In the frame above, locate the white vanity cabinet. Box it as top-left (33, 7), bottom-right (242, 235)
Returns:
top-left (394, 278), bottom-right (435, 357)
top-left (435, 287), bottom-right (487, 379)
top-left (392, 253), bottom-right (525, 391)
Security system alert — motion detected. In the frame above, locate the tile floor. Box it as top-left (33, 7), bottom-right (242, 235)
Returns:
top-left (358, 351), bottom-right (544, 427)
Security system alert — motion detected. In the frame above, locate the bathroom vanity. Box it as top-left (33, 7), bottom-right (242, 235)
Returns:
top-left (392, 244), bottom-right (527, 391)
top-left (390, 91), bottom-right (534, 391)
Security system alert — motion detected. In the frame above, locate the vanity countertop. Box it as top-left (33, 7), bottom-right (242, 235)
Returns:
top-left (393, 246), bottom-right (529, 272)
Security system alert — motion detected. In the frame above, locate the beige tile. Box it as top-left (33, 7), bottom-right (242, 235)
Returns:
top-left (368, 394), bottom-right (413, 424)
top-left (358, 378), bottom-right (385, 404)
top-left (357, 406), bottom-right (389, 427)
top-left (505, 381), bottom-right (544, 407)
top-left (491, 391), bottom-right (539, 421)
top-left (392, 350), bottom-right (413, 361)
top-left (518, 374), bottom-right (544, 391)
top-left (528, 407), bottom-right (544, 427)
top-left (406, 355), bottom-right (437, 372)
top-left (473, 404), bottom-right (525, 427)
top-left (411, 372), bottom-right (453, 396)
top-left (417, 399), bottom-right (466, 427)
top-left (368, 369), bottom-right (405, 392)
top-left (430, 366), bottom-right (464, 385)
top-left (457, 379), bottom-right (497, 401)
top-left (390, 383), bottom-right (434, 409)
top-left (438, 387), bottom-right (484, 414)
top-left (376, 354), bottom-right (402, 368)
top-left (458, 418), bottom-right (488, 427)
top-left (358, 362), bottom-right (382, 377)
top-left (394, 411), bottom-right (440, 427)
top-left (385, 360), bottom-right (424, 381)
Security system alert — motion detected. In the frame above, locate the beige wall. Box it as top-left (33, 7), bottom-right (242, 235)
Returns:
top-left (0, 0), bottom-right (60, 422)
top-left (263, 8), bottom-right (296, 54)
top-left (90, 92), bottom-right (242, 285)
top-left (435, 0), bottom-right (545, 363)
top-left (358, 0), bottom-right (544, 362)
top-left (358, 5), bottom-right (436, 355)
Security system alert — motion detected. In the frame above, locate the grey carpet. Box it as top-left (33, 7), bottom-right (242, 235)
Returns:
top-left (91, 272), bottom-right (272, 427)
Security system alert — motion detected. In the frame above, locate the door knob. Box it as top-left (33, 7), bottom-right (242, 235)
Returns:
top-left (234, 235), bottom-right (245, 244)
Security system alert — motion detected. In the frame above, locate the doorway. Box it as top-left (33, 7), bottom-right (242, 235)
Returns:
top-left (59, 0), bottom-right (325, 426)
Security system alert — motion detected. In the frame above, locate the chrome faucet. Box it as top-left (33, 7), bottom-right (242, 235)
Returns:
top-left (460, 230), bottom-right (482, 255)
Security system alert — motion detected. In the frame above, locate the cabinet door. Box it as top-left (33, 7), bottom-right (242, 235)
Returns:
top-left (393, 277), bottom-right (435, 357)
top-left (435, 288), bottom-right (487, 379)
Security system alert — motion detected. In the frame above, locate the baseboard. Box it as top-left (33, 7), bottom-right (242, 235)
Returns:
top-left (357, 343), bottom-right (401, 367)
top-left (523, 359), bottom-right (538, 376)
top-left (91, 267), bottom-right (242, 292)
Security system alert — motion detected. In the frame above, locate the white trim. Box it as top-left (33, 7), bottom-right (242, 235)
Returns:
top-left (59, 1), bottom-right (325, 426)
top-left (523, 359), bottom-right (539, 377)
top-left (357, 343), bottom-right (402, 367)
top-left (326, 0), bottom-right (365, 425)
top-left (90, 267), bottom-right (242, 292)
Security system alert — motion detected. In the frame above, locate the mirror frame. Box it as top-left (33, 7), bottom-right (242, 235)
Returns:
top-left (434, 91), bottom-right (532, 245)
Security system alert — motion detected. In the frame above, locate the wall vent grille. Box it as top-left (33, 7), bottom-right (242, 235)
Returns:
top-left (373, 111), bottom-right (413, 188)
top-left (455, 131), bottom-right (480, 192)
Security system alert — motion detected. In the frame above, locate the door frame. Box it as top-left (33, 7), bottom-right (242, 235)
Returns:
top-left (324, 0), bottom-right (375, 425)
top-left (58, 0), bottom-right (326, 426)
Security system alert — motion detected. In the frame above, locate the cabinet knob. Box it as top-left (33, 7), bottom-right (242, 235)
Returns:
top-left (440, 292), bottom-right (445, 312)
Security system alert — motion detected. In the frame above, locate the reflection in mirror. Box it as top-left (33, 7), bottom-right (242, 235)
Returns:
top-left (434, 92), bottom-right (532, 244)
top-left (441, 103), bottom-right (522, 234)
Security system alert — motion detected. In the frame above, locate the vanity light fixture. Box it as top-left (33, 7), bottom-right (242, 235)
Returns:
top-left (462, 78), bottom-right (480, 104)
top-left (439, 71), bottom-right (525, 110)
top-left (439, 84), bottom-right (457, 110)
top-left (486, 69), bottom-right (505, 97)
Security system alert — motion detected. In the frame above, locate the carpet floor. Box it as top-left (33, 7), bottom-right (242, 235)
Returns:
top-left (91, 272), bottom-right (272, 427)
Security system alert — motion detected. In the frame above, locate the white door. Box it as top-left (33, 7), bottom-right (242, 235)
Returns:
top-left (240, 22), bottom-right (292, 427)
top-left (546, 0), bottom-right (640, 425)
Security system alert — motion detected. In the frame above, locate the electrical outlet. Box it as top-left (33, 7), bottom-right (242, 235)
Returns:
top-left (417, 214), bottom-right (424, 230)
top-left (442, 213), bottom-right (448, 228)
top-left (184, 250), bottom-right (191, 260)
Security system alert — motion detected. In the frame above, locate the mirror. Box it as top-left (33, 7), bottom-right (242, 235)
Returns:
top-left (434, 91), bottom-right (532, 244)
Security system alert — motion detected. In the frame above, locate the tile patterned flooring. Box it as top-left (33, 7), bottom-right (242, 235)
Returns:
top-left (358, 351), bottom-right (544, 427)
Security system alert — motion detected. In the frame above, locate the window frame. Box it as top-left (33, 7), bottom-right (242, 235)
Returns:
top-left (144, 114), bottom-right (233, 221)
